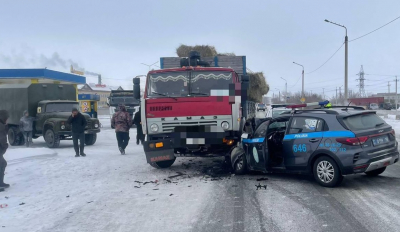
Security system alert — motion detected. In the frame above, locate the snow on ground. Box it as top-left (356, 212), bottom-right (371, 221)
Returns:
top-left (0, 118), bottom-right (219, 232)
top-left (1, 116), bottom-right (400, 232)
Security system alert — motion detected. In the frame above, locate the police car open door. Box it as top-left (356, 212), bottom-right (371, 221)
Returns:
top-left (242, 120), bottom-right (270, 172)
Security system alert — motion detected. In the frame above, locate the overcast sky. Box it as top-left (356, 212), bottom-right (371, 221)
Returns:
top-left (1, 0), bottom-right (399, 98)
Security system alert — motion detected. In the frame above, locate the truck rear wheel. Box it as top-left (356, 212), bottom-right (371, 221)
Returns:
top-left (85, 134), bottom-right (97, 145)
top-left (149, 158), bottom-right (176, 169)
top-left (8, 127), bottom-right (22, 146)
top-left (45, 129), bottom-right (60, 148)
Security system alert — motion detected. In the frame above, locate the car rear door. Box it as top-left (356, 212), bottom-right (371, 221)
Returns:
top-left (242, 120), bottom-right (271, 172)
top-left (283, 116), bottom-right (324, 170)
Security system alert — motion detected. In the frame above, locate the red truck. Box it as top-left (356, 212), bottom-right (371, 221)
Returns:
top-left (133, 51), bottom-right (254, 168)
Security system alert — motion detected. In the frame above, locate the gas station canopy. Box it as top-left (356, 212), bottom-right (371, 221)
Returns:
top-left (0, 69), bottom-right (86, 84)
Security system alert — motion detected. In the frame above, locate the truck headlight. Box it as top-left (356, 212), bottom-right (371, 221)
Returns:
top-left (61, 125), bottom-right (66, 130)
top-left (221, 121), bottom-right (230, 130)
top-left (150, 123), bottom-right (159, 132)
top-left (94, 123), bottom-right (99, 128)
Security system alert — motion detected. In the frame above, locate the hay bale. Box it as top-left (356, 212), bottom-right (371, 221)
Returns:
top-left (176, 44), bottom-right (217, 57)
top-left (217, 52), bottom-right (236, 56)
top-left (248, 72), bottom-right (269, 102)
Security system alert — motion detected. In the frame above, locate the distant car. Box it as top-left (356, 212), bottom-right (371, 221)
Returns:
top-left (257, 103), bottom-right (267, 111)
top-left (369, 103), bottom-right (379, 110)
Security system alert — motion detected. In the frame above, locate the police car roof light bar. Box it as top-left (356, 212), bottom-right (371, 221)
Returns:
top-left (285, 100), bottom-right (329, 109)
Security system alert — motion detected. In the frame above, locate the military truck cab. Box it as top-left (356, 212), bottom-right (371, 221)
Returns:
top-left (0, 83), bottom-right (100, 148)
top-left (34, 100), bottom-right (100, 148)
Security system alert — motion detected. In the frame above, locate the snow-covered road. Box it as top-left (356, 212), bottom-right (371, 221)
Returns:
top-left (1, 117), bottom-right (400, 232)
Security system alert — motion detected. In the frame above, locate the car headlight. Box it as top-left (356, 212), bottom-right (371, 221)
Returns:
top-left (150, 123), bottom-right (159, 132)
top-left (221, 121), bottom-right (230, 130)
top-left (94, 123), bottom-right (99, 128)
top-left (61, 125), bottom-right (66, 130)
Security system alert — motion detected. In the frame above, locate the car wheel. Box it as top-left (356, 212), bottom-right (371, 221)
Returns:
top-left (233, 151), bottom-right (247, 175)
top-left (45, 129), bottom-right (60, 148)
top-left (85, 134), bottom-right (97, 145)
top-left (365, 167), bottom-right (386, 176)
top-left (149, 157), bottom-right (176, 169)
top-left (7, 127), bottom-right (21, 146)
top-left (313, 156), bottom-right (343, 187)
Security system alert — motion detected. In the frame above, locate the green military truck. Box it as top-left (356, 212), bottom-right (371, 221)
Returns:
top-left (0, 83), bottom-right (100, 148)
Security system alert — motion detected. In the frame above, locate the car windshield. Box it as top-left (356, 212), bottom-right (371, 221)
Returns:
top-left (272, 109), bottom-right (287, 118)
top-left (46, 103), bottom-right (79, 112)
top-left (343, 113), bottom-right (386, 130)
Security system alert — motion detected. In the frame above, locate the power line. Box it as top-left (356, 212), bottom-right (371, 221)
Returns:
top-left (349, 15), bottom-right (400, 42)
top-left (305, 42), bottom-right (344, 74)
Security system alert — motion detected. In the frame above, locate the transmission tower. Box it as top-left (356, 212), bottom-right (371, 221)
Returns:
top-left (356, 65), bottom-right (366, 97)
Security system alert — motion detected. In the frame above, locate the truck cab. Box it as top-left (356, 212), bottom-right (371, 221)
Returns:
top-left (0, 83), bottom-right (101, 148)
top-left (33, 100), bottom-right (100, 148)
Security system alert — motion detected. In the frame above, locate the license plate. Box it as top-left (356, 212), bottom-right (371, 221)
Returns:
top-left (372, 135), bottom-right (389, 146)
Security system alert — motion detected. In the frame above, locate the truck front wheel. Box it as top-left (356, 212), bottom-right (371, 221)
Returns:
top-left (8, 127), bottom-right (22, 146)
top-left (85, 134), bottom-right (97, 145)
top-left (44, 129), bottom-right (60, 148)
top-left (149, 158), bottom-right (176, 169)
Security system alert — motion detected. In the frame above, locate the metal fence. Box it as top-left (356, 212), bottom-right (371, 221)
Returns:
top-left (247, 101), bottom-right (256, 119)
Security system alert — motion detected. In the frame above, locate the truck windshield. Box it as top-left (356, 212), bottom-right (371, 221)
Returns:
top-left (46, 103), bottom-right (79, 112)
top-left (148, 72), bottom-right (189, 97)
top-left (147, 71), bottom-right (233, 97)
top-left (190, 71), bottom-right (232, 95)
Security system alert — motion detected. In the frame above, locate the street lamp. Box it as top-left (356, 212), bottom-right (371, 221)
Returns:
top-left (293, 62), bottom-right (305, 101)
top-left (141, 61), bottom-right (159, 71)
top-left (280, 77), bottom-right (288, 103)
top-left (325, 19), bottom-right (348, 103)
top-left (275, 88), bottom-right (281, 102)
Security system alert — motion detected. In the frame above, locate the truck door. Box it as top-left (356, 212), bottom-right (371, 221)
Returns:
top-left (283, 117), bottom-right (324, 170)
top-left (242, 120), bottom-right (270, 172)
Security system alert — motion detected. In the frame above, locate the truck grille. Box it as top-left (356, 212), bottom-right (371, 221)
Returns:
top-left (86, 120), bottom-right (92, 129)
top-left (162, 121), bottom-right (218, 132)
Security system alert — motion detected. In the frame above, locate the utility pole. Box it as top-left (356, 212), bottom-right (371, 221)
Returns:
top-left (325, 19), bottom-right (348, 103)
top-left (396, 76), bottom-right (398, 111)
top-left (388, 81), bottom-right (391, 93)
top-left (281, 77), bottom-right (288, 103)
top-left (336, 87), bottom-right (338, 105)
top-left (323, 88), bottom-right (325, 100)
top-left (293, 62), bottom-right (305, 102)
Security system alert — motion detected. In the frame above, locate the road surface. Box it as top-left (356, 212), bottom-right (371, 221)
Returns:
top-left (1, 117), bottom-right (400, 232)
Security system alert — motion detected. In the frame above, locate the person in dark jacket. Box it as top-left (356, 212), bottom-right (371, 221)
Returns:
top-left (67, 108), bottom-right (87, 157)
top-left (133, 107), bottom-right (144, 145)
top-left (19, 110), bottom-right (35, 147)
top-left (0, 110), bottom-right (10, 189)
top-left (111, 104), bottom-right (132, 154)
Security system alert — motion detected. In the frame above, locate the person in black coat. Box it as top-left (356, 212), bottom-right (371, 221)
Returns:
top-left (67, 108), bottom-right (87, 157)
top-left (133, 107), bottom-right (144, 145)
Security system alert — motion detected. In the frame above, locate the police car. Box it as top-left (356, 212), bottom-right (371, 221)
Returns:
top-left (230, 101), bottom-right (399, 187)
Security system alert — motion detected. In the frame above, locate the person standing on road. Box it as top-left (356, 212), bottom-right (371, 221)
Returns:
top-left (111, 104), bottom-right (132, 155)
top-left (0, 110), bottom-right (10, 189)
top-left (19, 110), bottom-right (35, 147)
top-left (67, 108), bottom-right (87, 157)
top-left (133, 107), bottom-right (144, 145)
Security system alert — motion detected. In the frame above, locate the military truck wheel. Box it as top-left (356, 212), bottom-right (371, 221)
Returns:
top-left (7, 127), bottom-right (21, 146)
top-left (44, 129), bottom-right (60, 148)
top-left (149, 157), bottom-right (176, 169)
top-left (85, 134), bottom-right (97, 145)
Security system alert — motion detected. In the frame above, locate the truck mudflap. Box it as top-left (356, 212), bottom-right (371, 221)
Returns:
top-left (143, 139), bottom-right (175, 163)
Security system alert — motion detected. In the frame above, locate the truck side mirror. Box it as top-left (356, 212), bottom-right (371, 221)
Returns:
top-left (133, 78), bottom-right (141, 100)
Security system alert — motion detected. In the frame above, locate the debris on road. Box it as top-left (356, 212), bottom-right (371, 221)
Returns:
top-left (168, 172), bottom-right (186, 179)
top-left (19, 202), bottom-right (25, 205)
top-left (255, 183), bottom-right (267, 190)
top-left (256, 178), bottom-right (269, 181)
